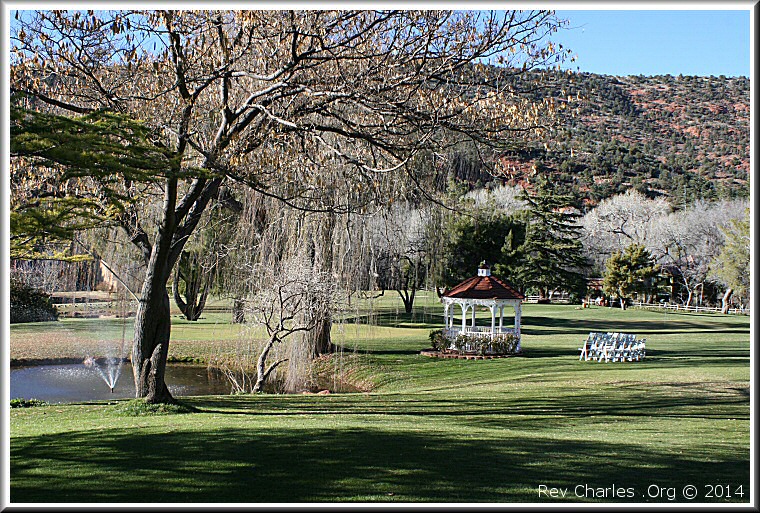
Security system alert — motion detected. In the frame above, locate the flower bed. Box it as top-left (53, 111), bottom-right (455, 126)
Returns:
top-left (420, 349), bottom-right (520, 360)
top-left (426, 329), bottom-right (520, 358)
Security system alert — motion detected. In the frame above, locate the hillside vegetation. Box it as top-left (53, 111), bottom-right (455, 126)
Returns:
top-left (465, 72), bottom-right (750, 208)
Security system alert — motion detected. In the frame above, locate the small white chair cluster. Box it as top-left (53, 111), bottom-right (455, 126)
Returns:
top-left (578, 332), bottom-right (646, 362)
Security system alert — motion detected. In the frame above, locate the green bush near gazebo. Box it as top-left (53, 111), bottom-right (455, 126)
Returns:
top-left (428, 329), bottom-right (520, 356)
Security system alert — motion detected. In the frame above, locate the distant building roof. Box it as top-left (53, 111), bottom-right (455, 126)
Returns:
top-left (443, 274), bottom-right (524, 301)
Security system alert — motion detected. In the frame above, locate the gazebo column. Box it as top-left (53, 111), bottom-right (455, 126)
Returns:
top-left (460, 303), bottom-right (467, 332)
top-left (471, 303), bottom-right (476, 330)
top-left (443, 303), bottom-right (449, 329)
top-left (498, 305), bottom-right (504, 332)
top-left (490, 305), bottom-right (496, 334)
top-left (515, 302), bottom-right (522, 351)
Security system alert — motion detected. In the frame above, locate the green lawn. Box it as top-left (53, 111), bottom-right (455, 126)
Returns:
top-left (9, 295), bottom-right (751, 504)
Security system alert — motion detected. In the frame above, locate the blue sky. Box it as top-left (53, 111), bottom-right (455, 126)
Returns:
top-left (7, 8), bottom-right (752, 77)
top-left (552, 10), bottom-right (751, 77)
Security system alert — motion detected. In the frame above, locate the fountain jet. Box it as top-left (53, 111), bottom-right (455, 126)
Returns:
top-left (85, 355), bottom-right (124, 393)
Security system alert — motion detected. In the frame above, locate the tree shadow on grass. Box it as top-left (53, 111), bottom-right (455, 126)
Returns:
top-left (337, 346), bottom-right (423, 356)
top-left (347, 310), bottom-right (442, 330)
top-left (186, 384), bottom-right (749, 423)
top-left (521, 347), bottom-right (582, 358)
top-left (11, 422), bottom-right (749, 503)
top-left (522, 315), bottom-right (748, 337)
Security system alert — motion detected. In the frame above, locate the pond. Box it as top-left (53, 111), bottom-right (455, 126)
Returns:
top-left (10, 363), bottom-right (233, 404)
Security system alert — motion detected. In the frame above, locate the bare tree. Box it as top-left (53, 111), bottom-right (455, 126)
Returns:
top-left (580, 189), bottom-right (670, 273)
top-left (649, 199), bottom-right (747, 306)
top-left (242, 262), bottom-right (336, 393)
top-left (464, 184), bottom-right (526, 214)
top-left (10, 259), bottom-right (68, 294)
top-left (12, 10), bottom-right (570, 402)
top-left (369, 204), bottom-right (430, 313)
top-left (710, 208), bottom-right (750, 313)
top-left (581, 191), bottom-right (748, 306)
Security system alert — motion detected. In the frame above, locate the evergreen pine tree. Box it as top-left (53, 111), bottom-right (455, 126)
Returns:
top-left (514, 176), bottom-right (588, 299)
top-left (10, 106), bottom-right (172, 261)
top-left (603, 243), bottom-right (659, 310)
top-left (441, 209), bottom-right (526, 287)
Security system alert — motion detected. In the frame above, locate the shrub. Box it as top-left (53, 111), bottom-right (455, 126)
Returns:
top-left (487, 333), bottom-right (520, 355)
top-left (10, 280), bottom-right (58, 323)
top-left (451, 333), bottom-right (519, 355)
top-left (111, 399), bottom-right (199, 416)
top-left (428, 329), bottom-right (447, 351)
top-left (10, 397), bottom-right (48, 408)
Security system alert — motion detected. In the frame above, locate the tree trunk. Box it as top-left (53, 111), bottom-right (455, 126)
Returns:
top-left (232, 298), bottom-right (246, 324)
top-left (173, 252), bottom-right (213, 321)
top-left (252, 337), bottom-right (276, 393)
top-left (396, 268), bottom-right (415, 314)
top-left (403, 294), bottom-right (414, 314)
top-left (312, 316), bottom-right (333, 356)
top-left (129, 175), bottom-right (188, 404)
top-left (194, 286), bottom-right (210, 320)
top-left (309, 213), bottom-right (335, 356)
top-left (721, 288), bottom-right (733, 314)
top-left (252, 334), bottom-right (289, 393)
top-left (397, 287), bottom-right (415, 314)
top-left (175, 275), bottom-right (209, 321)
top-left (132, 263), bottom-right (174, 403)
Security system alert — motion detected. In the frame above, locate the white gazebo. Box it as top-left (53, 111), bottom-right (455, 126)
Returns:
top-left (441, 263), bottom-right (525, 352)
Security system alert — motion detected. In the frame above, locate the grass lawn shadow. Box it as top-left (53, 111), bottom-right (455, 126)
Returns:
top-left (522, 315), bottom-right (747, 337)
top-left (11, 423), bottom-right (749, 503)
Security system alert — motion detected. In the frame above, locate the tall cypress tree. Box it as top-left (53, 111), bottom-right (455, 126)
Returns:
top-left (515, 176), bottom-right (588, 299)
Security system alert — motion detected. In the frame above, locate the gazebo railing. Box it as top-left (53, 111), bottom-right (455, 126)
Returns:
top-left (443, 327), bottom-right (516, 339)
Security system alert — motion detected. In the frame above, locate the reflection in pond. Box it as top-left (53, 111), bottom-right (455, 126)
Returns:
top-left (10, 363), bottom-right (232, 404)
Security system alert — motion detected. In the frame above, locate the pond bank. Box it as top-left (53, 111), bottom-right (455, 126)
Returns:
top-left (10, 362), bottom-right (232, 403)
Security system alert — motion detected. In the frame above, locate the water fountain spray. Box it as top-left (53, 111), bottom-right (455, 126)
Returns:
top-left (82, 288), bottom-right (128, 393)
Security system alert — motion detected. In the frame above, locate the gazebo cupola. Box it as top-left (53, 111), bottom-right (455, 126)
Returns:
top-left (441, 261), bottom-right (525, 351)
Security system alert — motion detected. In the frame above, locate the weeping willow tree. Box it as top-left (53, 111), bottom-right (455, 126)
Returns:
top-left (213, 181), bottom-right (383, 392)
top-left (12, 9), bottom-right (572, 402)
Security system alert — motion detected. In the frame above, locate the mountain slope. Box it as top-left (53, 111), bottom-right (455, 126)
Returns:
top-left (473, 71), bottom-right (750, 208)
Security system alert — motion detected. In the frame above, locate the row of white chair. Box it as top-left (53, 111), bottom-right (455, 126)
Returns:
top-left (579, 332), bottom-right (646, 362)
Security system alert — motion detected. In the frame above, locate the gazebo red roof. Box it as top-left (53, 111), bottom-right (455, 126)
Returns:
top-left (442, 274), bottom-right (524, 300)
